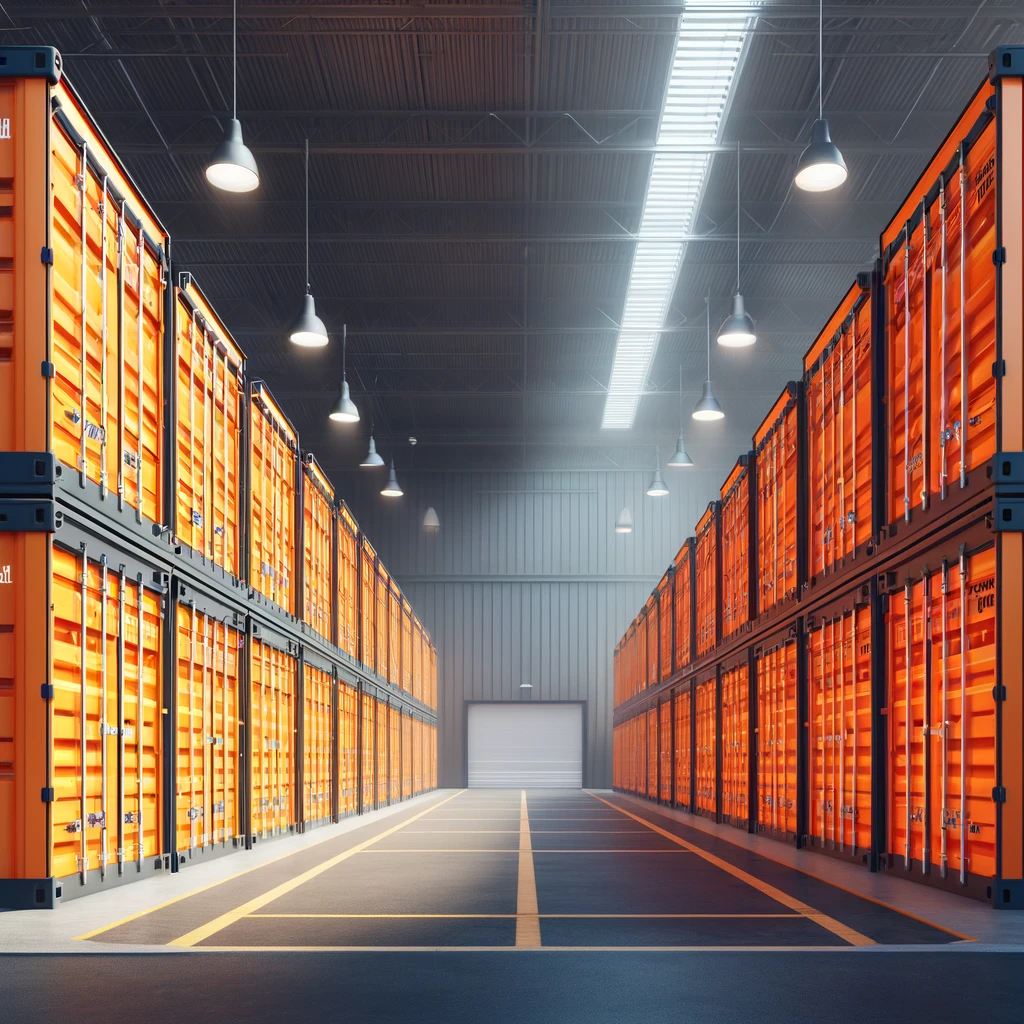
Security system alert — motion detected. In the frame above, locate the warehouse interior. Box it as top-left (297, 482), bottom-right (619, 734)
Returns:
top-left (2, 2), bottom-right (1024, 1021)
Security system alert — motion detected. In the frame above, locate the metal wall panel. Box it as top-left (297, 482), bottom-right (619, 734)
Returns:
top-left (337, 469), bottom-right (719, 787)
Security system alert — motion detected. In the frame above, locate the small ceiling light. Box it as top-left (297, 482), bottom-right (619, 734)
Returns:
top-left (667, 366), bottom-right (694, 468)
top-left (289, 139), bottom-right (329, 347)
top-left (647, 446), bottom-right (669, 498)
top-left (423, 507), bottom-right (440, 533)
top-left (718, 140), bottom-right (756, 348)
top-left (795, 0), bottom-right (847, 193)
top-left (205, 0), bottom-right (259, 193)
top-left (328, 325), bottom-right (360, 423)
top-left (615, 507), bottom-right (634, 534)
top-left (360, 434), bottom-right (385, 467)
top-left (693, 297), bottom-right (725, 422)
top-left (381, 459), bottom-right (403, 498)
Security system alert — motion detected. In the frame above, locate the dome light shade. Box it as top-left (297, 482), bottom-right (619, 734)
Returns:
top-left (615, 507), bottom-right (633, 534)
top-left (329, 379), bottom-right (360, 423)
top-left (795, 118), bottom-right (847, 192)
top-left (667, 432), bottom-right (693, 468)
top-left (381, 460), bottom-right (403, 498)
top-left (289, 292), bottom-right (329, 348)
top-left (647, 468), bottom-right (668, 498)
top-left (717, 292), bottom-right (756, 347)
top-left (205, 119), bottom-right (260, 193)
top-left (360, 435), bottom-right (385, 467)
top-left (422, 506), bottom-right (440, 533)
top-left (692, 379), bottom-right (724, 421)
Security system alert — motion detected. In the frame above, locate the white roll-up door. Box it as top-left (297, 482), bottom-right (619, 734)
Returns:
top-left (467, 703), bottom-right (583, 788)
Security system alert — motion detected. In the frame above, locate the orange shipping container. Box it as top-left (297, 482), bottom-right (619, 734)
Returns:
top-left (694, 674), bottom-right (717, 817)
top-left (337, 682), bottom-right (359, 817)
top-left (375, 563), bottom-right (390, 682)
top-left (175, 602), bottom-right (241, 859)
top-left (402, 711), bottom-right (413, 799)
top-left (249, 383), bottom-right (298, 616)
top-left (302, 660), bottom-right (333, 829)
top-left (720, 458), bottom-right (752, 640)
top-left (694, 505), bottom-right (719, 659)
top-left (402, 599), bottom-right (413, 695)
top-left (359, 537), bottom-right (377, 673)
top-left (658, 571), bottom-right (673, 681)
top-left (376, 697), bottom-right (388, 807)
top-left (172, 280), bottom-right (245, 577)
top-left (250, 636), bottom-right (296, 838)
top-left (659, 700), bottom-right (672, 802)
top-left (361, 691), bottom-right (376, 810)
top-left (754, 386), bottom-right (801, 619)
top-left (301, 455), bottom-right (334, 642)
top-left (886, 544), bottom-right (996, 894)
top-left (0, 520), bottom-right (163, 908)
top-left (388, 579), bottom-right (401, 688)
top-left (807, 601), bottom-right (872, 860)
top-left (803, 281), bottom-right (874, 584)
top-left (674, 688), bottom-right (692, 811)
top-left (646, 707), bottom-right (658, 800)
top-left (0, 50), bottom-right (166, 525)
top-left (755, 636), bottom-right (799, 841)
top-left (721, 659), bottom-right (750, 830)
top-left (674, 539), bottom-right (693, 671)
top-left (337, 504), bottom-right (359, 658)
top-left (645, 594), bottom-right (659, 685)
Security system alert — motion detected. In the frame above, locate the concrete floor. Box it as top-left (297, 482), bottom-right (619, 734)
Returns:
top-left (2, 789), bottom-right (1023, 1022)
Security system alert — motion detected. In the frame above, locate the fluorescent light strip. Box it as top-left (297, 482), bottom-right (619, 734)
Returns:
top-left (601, 1), bottom-right (758, 429)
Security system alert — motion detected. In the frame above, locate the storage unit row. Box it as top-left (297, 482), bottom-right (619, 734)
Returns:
top-left (614, 52), bottom-right (1024, 712)
top-left (0, 47), bottom-right (437, 711)
top-left (613, 49), bottom-right (1024, 907)
top-left (0, 509), bottom-right (438, 910)
top-left (615, 519), bottom-right (1012, 903)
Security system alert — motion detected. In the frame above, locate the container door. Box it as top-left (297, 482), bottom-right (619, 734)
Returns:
top-left (376, 700), bottom-right (388, 806)
top-left (658, 702), bottom-right (672, 802)
top-left (721, 666), bottom-right (749, 828)
top-left (674, 692), bottom-right (691, 811)
top-left (757, 644), bottom-right (797, 839)
top-left (303, 665), bottom-right (331, 826)
top-left (695, 680), bottom-right (716, 816)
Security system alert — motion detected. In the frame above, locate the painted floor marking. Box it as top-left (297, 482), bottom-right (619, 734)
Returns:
top-left (352, 848), bottom-right (694, 854)
top-left (515, 790), bottom-right (541, 948)
top-left (245, 913), bottom-right (801, 920)
top-left (590, 793), bottom-right (875, 947)
top-left (165, 790), bottom-right (468, 947)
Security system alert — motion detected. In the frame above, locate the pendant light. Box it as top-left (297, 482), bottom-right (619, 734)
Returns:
top-left (329, 325), bottom-right (360, 423)
top-left (693, 297), bottom-right (725, 422)
top-left (360, 432), bottom-right (385, 467)
top-left (615, 507), bottom-right (634, 534)
top-left (205, 0), bottom-right (259, 193)
top-left (718, 141), bottom-right (756, 348)
top-left (381, 458), bottom-right (403, 498)
top-left (795, 0), bottom-right (847, 192)
top-left (647, 446), bottom-right (668, 498)
top-left (422, 507), bottom-right (440, 533)
top-left (667, 366), bottom-right (694, 467)
top-left (289, 139), bottom-right (329, 347)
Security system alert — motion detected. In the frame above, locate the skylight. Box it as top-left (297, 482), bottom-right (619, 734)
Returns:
top-left (601, 1), bottom-right (759, 429)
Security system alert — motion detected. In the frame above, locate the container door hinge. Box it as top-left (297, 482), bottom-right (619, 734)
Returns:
top-left (40, 683), bottom-right (54, 700)
top-left (992, 247), bottom-right (1007, 266)
top-left (40, 361), bottom-right (55, 379)
top-left (40, 246), bottom-right (54, 266)
top-left (40, 787), bottom-right (54, 803)
top-left (993, 359), bottom-right (1006, 379)
top-left (992, 786), bottom-right (1007, 804)
top-left (993, 684), bottom-right (1007, 702)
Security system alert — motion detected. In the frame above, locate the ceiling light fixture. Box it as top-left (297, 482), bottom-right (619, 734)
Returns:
top-left (422, 507), bottom-right (440, 533)
top-left (647, 446), bottom-right (669, 497)
top-left (205, 0), bottom-right (259, 193)
top-left (693, 297), bottom-right (725, 421)
top-left (795, 0), bottom-right (847, 192)
top-left (667, 366), bottom-right (694, 467)
top-left (601, 1), bottom-right (758, 429)
top-left (289, 139), bottom-right (329, 347)
top-left (328, 325), bottom-right (360, 423)
top-left (381, 458), bottom-right (403, 498)
top-left (615, 507), bottom-right (634, 534)
top-left (718, 140), bottom-right (756, 347)
top-left (360, 433), bottom-right (385, 468)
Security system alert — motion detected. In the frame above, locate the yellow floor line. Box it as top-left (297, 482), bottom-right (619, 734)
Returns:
top-left (165, 790), bottom-right (467, 947)
top-left (515, 790), bottom-right (541, 948)
top-left (589, 793), bottom-right (875, 947)
top-left (249, 913), bottom-right (517, 919)
top-left (245, 912), bottom-right (801, 920)
top-left (198, 944), bottom-right (873, 953)
top-left (399, 830), bottom-right (652, 834)
top-left (355, 849), bottom-right (693, 854)
top-left (73, 792), bottom-right (456, 942)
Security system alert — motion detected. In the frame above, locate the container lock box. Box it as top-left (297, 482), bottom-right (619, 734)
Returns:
top-left (989, 453), bottom-right (1024, 531)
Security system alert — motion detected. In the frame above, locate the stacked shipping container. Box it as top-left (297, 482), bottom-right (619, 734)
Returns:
top-left (0, 48), bottom-right (438, 910)
top-left (613, 48), bottom-right (1024, 907)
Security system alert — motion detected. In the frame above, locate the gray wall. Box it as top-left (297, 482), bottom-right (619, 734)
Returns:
top-left (337, 469), bottom-right (720, 788)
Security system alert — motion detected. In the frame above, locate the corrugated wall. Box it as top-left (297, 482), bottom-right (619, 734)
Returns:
top-left (336, 469), bottom-right (719, 787)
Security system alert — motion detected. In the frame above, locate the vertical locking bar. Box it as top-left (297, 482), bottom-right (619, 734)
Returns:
top-left (206, 330), bottom-right (214, 561)
top-left (839, 614), bottom-right (846, 853)
top-left (134, 225), bottom-right (144, 522)
top-left (851, 609), bottom-right (858, 858)
top-left (188, 314), bottom-right (197, 554)
top-left (78, 143), bottom-right (89, 487)
top-left (79, 542), bottom-right (89, 885)
top-left (116, 203), bottom-right (126, 508)
top-left (851, 315), bottom-right (858, 556)
top-left (202, 613), bottom-right (210, 847)
top-left (116, 566), bottom-right (126, 873)
top-left (820, 622), bottom-right (827, 846)
top-left (904, 579), bottom-right (912, 869)
top-left (99, 178), bottom-right (109, 499)
top-left (921, 572), bottom-right (931, 874)
top-left (99, 556), bottom-right (108, 880)
top-left (940, 176), bottom-right (949, 500)
top-left (839, 331), bottom-right (846, 558)
top-left (958, 547), bottom-right (968, 884)
top-left (959, 145), bottom-right (969, 488)
top-left (188, 603), bottom-right (196, 851)
top-left (921, 197), bottom-right (930, 512)
top-left (903, 224), bottom-right (912, 521)
top-left (135, 579), bottom-right (144, 870)
top-left (940, 559), bottom-right (950, 878)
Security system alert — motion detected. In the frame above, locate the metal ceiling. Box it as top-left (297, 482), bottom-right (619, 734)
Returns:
top-left (14, 1), bottom-right (1024, 483)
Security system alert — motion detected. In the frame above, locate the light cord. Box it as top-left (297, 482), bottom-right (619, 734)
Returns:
top-left (304, 138), bottom-right (310, 292)
top-left (342, 323), bottom-right (347, 381)
top-left (819, 0), bottom-right (823, 120)
top-left (232, 0), bottom-right (237, 119)
top-left (736, 139), bottom-right (741, 292)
